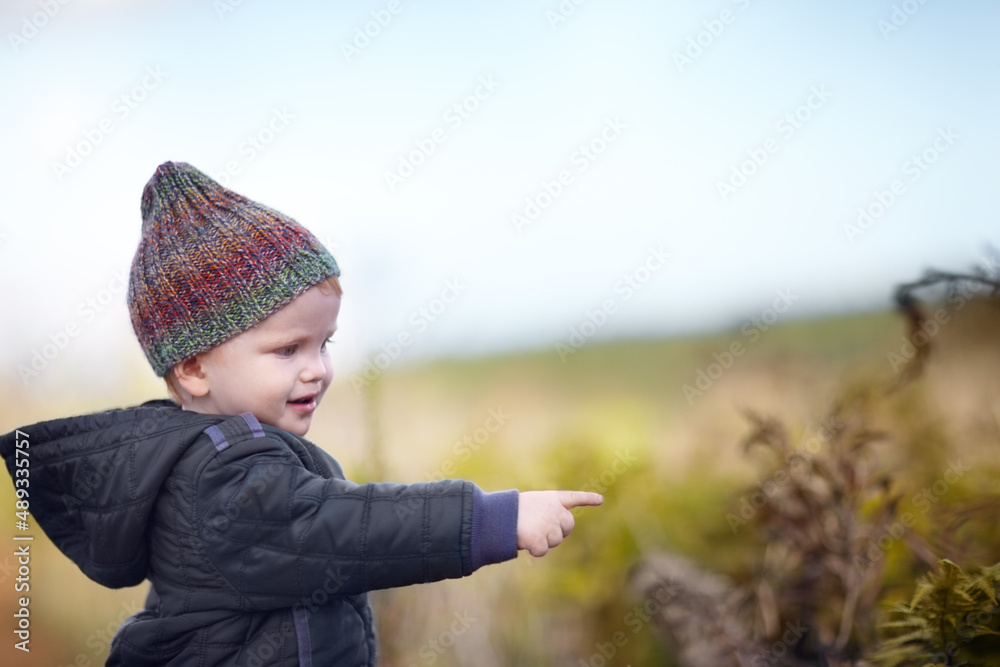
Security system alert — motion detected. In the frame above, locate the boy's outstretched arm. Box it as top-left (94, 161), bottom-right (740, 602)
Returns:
top-left (188, 421), bottom-right (607, 607)
top-left (517, 490), bottom-right (604, 557)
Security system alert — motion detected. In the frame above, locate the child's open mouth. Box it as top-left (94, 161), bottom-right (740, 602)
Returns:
top-left (288, 394), bottom-right (317, 412)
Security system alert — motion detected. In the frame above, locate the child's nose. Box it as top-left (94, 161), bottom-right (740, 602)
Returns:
top-left (300, 352), bottom-right (328, 383)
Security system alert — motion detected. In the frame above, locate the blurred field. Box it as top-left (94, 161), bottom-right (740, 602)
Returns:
top-left (1, 300), bottom-right (998, 666)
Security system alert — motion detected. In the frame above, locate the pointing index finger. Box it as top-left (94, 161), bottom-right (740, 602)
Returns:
top-left (557, 490), bottom-right (604, 509)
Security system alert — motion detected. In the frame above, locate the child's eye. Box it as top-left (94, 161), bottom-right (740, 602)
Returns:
top-left (276, 345), bottom-right (297, 357)
top-left (321, 337), bottom-right (335, 352)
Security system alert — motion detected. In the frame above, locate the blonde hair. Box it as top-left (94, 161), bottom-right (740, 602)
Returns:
top-left (164, 274), bottom-right (343, 403)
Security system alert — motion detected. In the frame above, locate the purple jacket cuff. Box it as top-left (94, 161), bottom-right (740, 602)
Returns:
top-left (470, 487), bottom-right (519, 570)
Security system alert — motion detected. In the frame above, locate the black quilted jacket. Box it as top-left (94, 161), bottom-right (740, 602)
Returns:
top-left (0, 400), bottom-right (518, 666)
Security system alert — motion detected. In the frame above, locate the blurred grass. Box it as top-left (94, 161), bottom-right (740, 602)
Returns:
top-left (1, 302), bottom-right (998, 665)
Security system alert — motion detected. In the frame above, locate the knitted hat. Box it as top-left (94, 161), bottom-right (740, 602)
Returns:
top-left (128, 161), bottom-right (340, 377)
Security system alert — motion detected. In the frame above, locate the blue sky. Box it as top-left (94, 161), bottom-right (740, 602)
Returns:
top-left (1, 0), bottom-right (998, 393)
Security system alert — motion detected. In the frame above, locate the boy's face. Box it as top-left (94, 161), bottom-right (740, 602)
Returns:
top-left (186, 283), bottom-right (340, 436)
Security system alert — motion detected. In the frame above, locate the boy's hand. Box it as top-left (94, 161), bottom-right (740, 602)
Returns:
top-left (517, 490), bottom-right (604, 557)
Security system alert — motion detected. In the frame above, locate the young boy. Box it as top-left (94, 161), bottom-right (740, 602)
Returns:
top-left (0, 162), bottom-right (602, 666)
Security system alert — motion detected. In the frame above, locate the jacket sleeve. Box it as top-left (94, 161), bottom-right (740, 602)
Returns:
top-left (195, 426), bottom-right (518, 609)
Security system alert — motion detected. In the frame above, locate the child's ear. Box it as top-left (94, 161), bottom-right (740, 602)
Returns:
top-left (172, 356), bottom-right (210, 399)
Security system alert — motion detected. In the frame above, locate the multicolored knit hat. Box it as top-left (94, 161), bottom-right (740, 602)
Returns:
top-left (128, 161), bottom-right (340, 377)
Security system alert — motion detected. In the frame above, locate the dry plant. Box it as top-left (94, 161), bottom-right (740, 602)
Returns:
top-left (629, 552), bottom-right (757, 666)
top-left (632, 258), bottom-right (1000, 666)
top-left (890, 260), bottom-right (1000, 389)
top-left (633, 403), bottom-right (892, 666)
